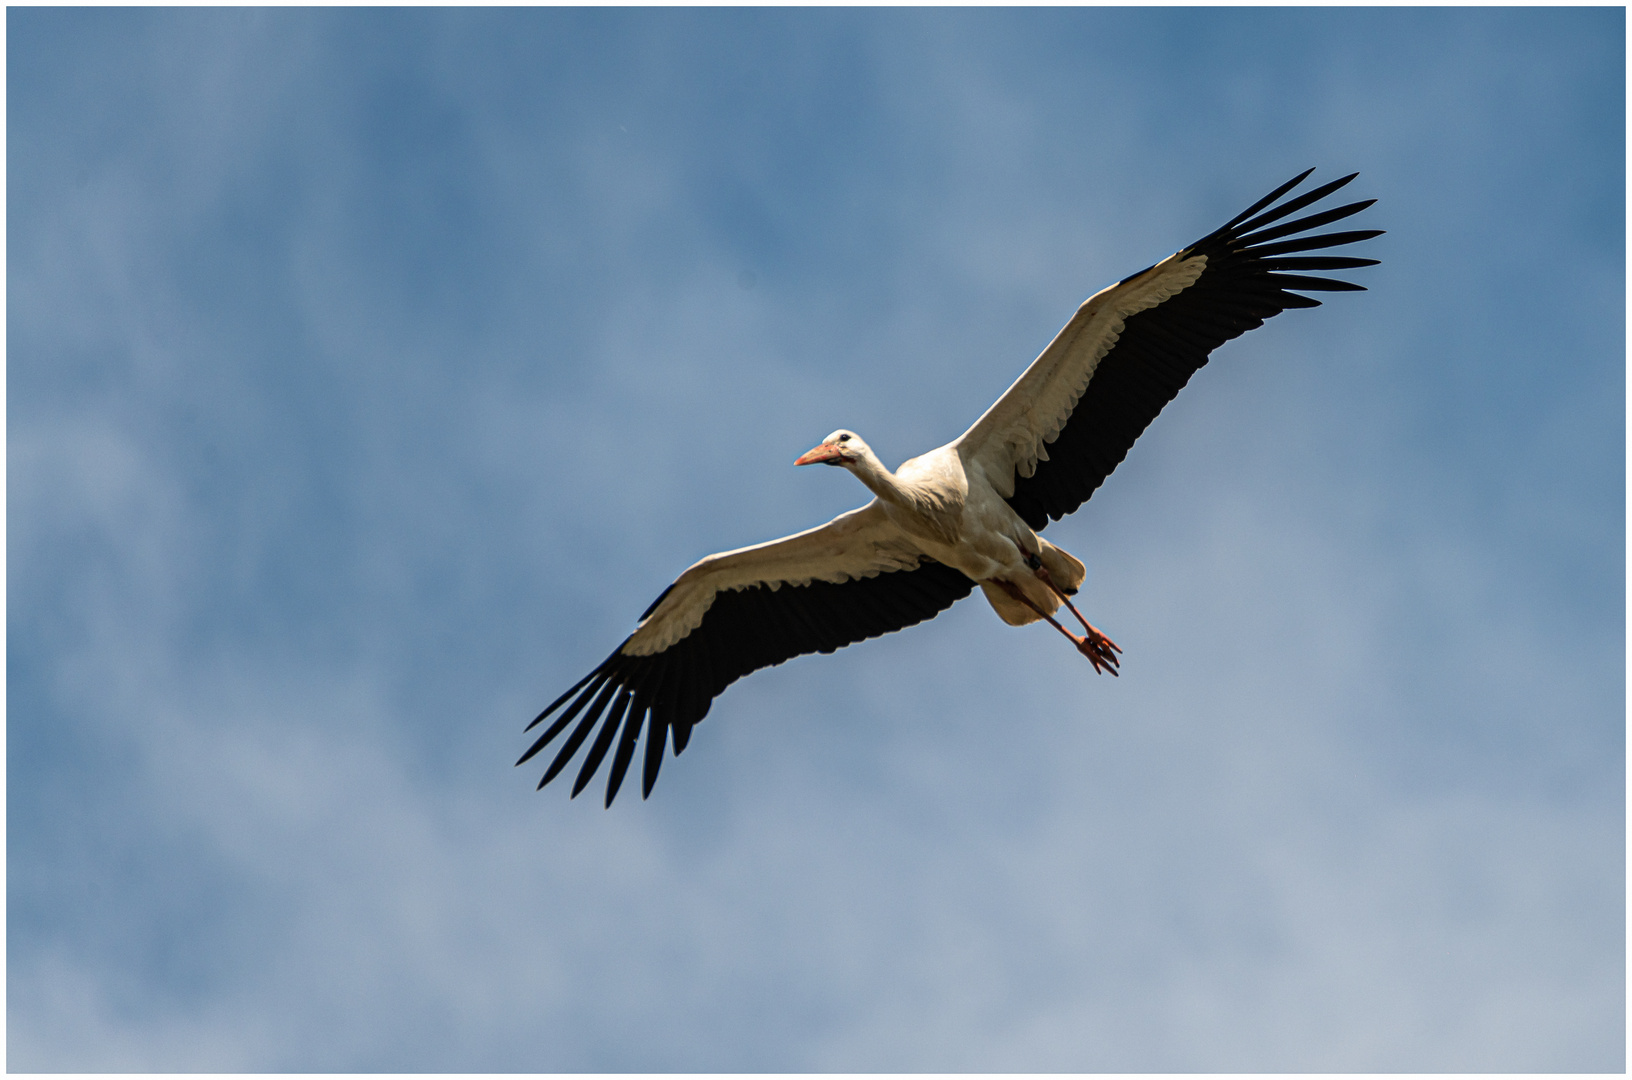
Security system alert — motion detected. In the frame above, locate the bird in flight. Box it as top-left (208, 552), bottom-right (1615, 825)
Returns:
top-left (521, 169), bottom-right (1381, 806)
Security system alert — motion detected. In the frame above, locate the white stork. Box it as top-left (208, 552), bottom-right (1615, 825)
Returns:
top-left (521, 169), bottom-right (1380, 806)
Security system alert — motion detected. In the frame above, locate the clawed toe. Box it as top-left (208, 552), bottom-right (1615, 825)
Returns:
top-left (1074, 633), bottom-right (1121, 676)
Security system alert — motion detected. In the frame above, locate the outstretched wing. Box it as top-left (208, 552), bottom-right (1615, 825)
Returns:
top-left (957, 169), bottom-right (1382, 530)
top-left (519, 502), bottom-right (977, 806)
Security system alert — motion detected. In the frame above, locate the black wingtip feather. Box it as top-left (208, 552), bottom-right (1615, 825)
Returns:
top-left (1269, 273), bottom-right (1368, 292)
top-left (572, 688), bottom-right (630, 798)
top-left (540, 679), bottom-right (621, 785)
top-left (1261, 256), bottom-right (1380, 271)
top-left (539, 713), bottom-right (595, 788)
top-left (603, 699), bottom-right (645, 807)
top-left (641, 711), bottom-right (667, 798)
top-left (1249, 228), bottom-right (1385, 258)
top-left (525, 662), bottom-right (605, 732)
top-left (1239, 199), bottom-right (1377, 248)
top-left (517, 669), bottom-right (614, 766)
top-left (1229, 172), bottom-right (1359, 237)
top-left (1221, 168), bottom-right (1316, 230)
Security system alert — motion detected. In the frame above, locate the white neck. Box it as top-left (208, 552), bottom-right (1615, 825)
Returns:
top-left (845, 449), bottom-right (914, 507)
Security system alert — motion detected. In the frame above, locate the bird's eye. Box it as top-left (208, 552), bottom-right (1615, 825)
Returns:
top-left (838, 434), bottom-right (851, 443)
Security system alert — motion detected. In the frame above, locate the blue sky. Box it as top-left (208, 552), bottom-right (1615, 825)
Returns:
top-left (8, 7), bottom-right (1623, 1071)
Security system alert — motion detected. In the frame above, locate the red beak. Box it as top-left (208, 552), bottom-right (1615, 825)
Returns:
top-left (795, 443), bottom-right (844, 466)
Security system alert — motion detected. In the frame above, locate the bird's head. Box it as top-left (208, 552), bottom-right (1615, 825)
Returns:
top-left (794, 429), bottom-right (868, 468)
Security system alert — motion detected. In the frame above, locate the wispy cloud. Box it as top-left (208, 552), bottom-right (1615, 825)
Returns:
top-left (9, 7), bottom-right (1622, 1071)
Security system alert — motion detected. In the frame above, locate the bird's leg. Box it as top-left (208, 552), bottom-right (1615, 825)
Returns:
top-left (1022, 553), bottom-right (1122, 661)
top-left (994, 579), bottom-right (1120, 676)
top-left (1021, 553), bottom-right (1122, 673)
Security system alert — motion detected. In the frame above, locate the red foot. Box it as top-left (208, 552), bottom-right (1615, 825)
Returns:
top-left (1074, 626), bottom-right (1122, 675)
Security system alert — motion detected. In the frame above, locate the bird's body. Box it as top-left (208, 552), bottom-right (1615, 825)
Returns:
top-left (522, 169), bottom-right (1382, 805)
top-left (630, 437), bottom-right (1081, 656)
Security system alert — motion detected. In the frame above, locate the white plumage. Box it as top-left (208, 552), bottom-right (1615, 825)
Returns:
top-left (521, 169), bottom-right (1381, 805)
